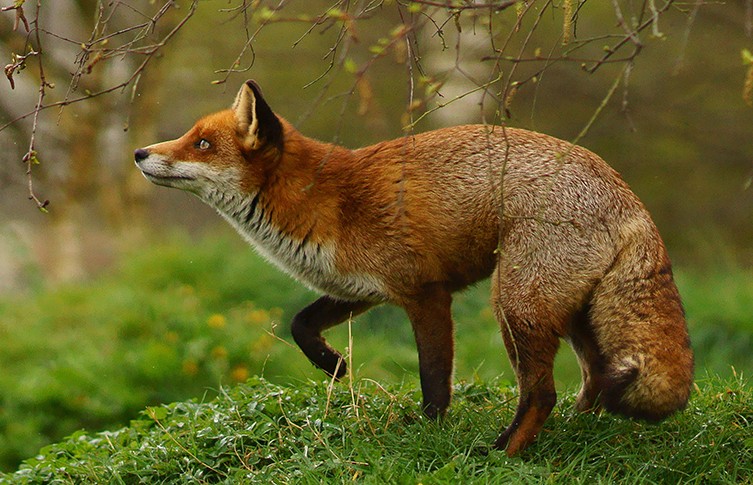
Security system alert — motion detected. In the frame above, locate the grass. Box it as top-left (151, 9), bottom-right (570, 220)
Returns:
top-left (2, 372), bottom-right (751, 484)
top-left (0, 230), bottom-right (751, 478)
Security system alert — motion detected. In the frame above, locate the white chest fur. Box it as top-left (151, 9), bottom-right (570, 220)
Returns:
top-left (203, 187), bottom-right (386, 302)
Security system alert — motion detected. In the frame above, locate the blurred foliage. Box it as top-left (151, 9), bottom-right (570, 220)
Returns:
top-left (0, 1), bottom-right (751, 267)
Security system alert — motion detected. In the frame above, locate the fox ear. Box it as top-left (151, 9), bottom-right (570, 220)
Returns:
top-left (233, 80), bottom-right (283, 151)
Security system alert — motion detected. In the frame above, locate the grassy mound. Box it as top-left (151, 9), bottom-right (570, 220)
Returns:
top-left (3, 373), bottom-right (751, 484)
top-left (1, 232), bottom-right (751, 476)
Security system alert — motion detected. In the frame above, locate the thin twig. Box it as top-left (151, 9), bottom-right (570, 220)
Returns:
top-left (586, 0), bottom-right (673, 74)
top-left (1, 1), bottom-right (198, 132)
top-left (674, 0), bottom-right (702, 73)
top-left (407, 0), bottom-right (519, 11)
top-left (24, 0), bottom-right (49, 211)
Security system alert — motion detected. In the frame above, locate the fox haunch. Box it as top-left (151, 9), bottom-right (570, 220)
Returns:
top-left (135, 80), bottom-right (693, 456)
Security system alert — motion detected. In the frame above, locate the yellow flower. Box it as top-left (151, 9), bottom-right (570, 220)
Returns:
top-left (182, 360), bottom-right (199, 376)
top-left (231, 365), bottom-right (249, 383)
top-left (211, 345), bottom-right (228, 360)
top-left (207, 314), bottom-right (226, 329)
top-left (251, 333), bottom-right (274, 353)
top-left (246, 309), bottom-right (270, 325)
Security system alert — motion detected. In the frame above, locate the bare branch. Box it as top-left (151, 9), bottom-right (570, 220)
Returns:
top-left (406, 0), bottom-right (519, 11)
top-left (1, 1), bottom-right (30, 32)
top-left (586, 0), bottom-right (673, 74)
top-left (0, 0), bottom-right (199, 210)
top-left (1, 1), bottom-right (198, 132)
top-left (23, 0), bottom-right (49, 211)
top-left (0, 0), bottom-right (694, 210)
top-left (674, 0), bottom-right (702, 73)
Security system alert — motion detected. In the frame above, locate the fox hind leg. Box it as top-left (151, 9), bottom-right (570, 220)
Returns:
top-left (493, 312), bottom-right (559, 456)
top-left (491, 271), bottom-right (560, 456)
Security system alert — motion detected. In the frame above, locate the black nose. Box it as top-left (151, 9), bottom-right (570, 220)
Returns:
top-left (134, 148), bottom-right (149, 162)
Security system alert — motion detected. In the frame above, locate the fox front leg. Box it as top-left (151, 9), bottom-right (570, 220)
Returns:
top-left (402, 284), bottom-right (455, 419)
top-left (291, 296), bottom-right (374, 379)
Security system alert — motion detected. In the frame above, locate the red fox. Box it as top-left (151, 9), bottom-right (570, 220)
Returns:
top-left (134, 80), bottom-right (693, 456)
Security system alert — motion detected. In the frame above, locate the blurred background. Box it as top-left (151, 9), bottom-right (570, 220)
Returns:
top-left (0, 0), bottom-right (751, 471)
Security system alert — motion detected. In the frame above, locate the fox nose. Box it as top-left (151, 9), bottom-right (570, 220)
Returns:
top-left (134, 148), bottom-right (149, 162)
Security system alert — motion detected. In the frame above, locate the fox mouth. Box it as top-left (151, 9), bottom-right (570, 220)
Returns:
top-left (140, 170), bottom-right (195, 182)
top-left (134, 153), bottom-right (196, 184)
top-left (138, 169), bottom-right (197, 189)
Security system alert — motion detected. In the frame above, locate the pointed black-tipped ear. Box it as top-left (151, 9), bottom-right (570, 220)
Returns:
top-left (232, 80), bottom-right (283, 151)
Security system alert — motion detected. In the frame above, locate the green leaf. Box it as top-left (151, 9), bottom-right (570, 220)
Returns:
top-left (146, 406), bottom-right (168, 421)
top-left (256, 6), bottom-right (275, 22)
top-left (326, 8), bottom-right (345, 20)
top-left (742, 48), bottom-right (753, 66)
top-left (343, 57), bottom-right (358, 74)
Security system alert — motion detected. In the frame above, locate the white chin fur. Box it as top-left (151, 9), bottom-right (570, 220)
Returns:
top-left (136, 156), bottom-right (241, 193)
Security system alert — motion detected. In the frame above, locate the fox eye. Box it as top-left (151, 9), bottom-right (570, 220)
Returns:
top-left (195, 138), bottom-right (211, 150)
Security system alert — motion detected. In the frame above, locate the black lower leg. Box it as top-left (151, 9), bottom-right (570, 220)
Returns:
top-left (291, 296), bottom-right (373, 378)
top-left (403, 284), bottom-right (455, 419)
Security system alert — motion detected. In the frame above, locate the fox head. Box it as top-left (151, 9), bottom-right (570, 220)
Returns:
top-left (134, 80), bottom-right (283, 199)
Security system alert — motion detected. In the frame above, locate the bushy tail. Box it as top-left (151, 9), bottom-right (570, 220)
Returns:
top-left (601, 352), bottom-right (693, 421)
top-left (589, 224), bottom-right (694, 421)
